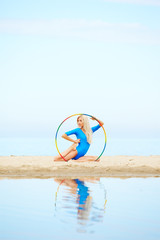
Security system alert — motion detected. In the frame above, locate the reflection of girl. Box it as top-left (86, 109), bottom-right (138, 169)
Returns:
top-left (75, 179), bottom-right (93, 221)
top-left (75, 179), bottom-right (89, 209)
top-left (54, 178), bottom-right (97, 222)
top-left (54, 115), bottom-right (104, 162)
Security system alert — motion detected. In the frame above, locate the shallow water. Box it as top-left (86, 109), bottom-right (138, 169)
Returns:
top-left (0, 177), bottom-right (160, 240)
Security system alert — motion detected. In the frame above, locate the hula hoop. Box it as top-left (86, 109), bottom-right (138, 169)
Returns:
top-left (55, 113), bottom-right (107, 162)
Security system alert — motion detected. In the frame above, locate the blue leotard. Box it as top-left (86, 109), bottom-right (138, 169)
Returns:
top-left (65, 124), bottom-right (101, 160)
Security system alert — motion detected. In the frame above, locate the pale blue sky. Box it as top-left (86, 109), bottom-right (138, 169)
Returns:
top-left (0, 0), bottom-right (160, 138)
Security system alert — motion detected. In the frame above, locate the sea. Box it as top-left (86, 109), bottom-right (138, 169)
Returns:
top-left (0, 137), bottom-right (159, 156)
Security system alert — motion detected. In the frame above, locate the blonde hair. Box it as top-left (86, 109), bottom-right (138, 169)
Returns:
top-left (77, 115), bottom-right (93, 144)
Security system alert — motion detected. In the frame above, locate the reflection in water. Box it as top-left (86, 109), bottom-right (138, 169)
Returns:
top-left (54, 178), bottom-right (107, 233)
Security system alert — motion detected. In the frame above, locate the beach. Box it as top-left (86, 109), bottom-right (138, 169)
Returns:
top-left (0, 155), bottom-right (160, 178)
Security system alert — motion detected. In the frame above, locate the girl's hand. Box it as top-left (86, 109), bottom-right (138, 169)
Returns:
top-left (90, 117), bottom-right (104, 126)
top-left (74, 139), bottom-right (80, 143)
top-left (90, 116), bottom-right (97, 121)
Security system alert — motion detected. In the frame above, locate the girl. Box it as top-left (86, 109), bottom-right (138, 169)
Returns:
top-left (54, 115), bottom-right (104, 162)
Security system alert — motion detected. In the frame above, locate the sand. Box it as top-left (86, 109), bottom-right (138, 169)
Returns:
top-left (0, 155), bottom-right (160, 178)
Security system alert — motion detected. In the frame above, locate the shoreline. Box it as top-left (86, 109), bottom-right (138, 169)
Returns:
top-left (0, 155), bottom-right (160, 178)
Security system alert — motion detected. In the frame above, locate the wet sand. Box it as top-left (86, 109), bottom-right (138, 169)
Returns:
top-left (0, 155), bottom-right (160, 178)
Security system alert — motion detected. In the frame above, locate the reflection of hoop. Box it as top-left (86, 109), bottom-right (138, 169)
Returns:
top-left (55, 113), bottom-right (107, 162)
top-left (99, 180), bottom-right (108, 210)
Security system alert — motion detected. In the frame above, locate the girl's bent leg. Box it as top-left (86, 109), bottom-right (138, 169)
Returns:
top-left (54, 149), bottom-right (78, 162)
top-left (64, 150), bottom-right (78, 161)
top-left (54, 143), bottom-right (77, 161)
